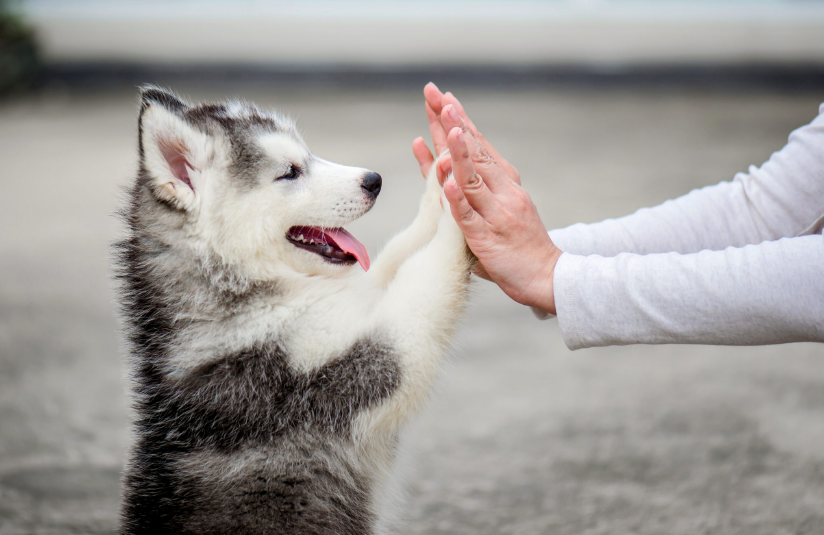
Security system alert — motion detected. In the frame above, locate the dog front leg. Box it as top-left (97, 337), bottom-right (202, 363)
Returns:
top-left (366, 196), bottom-right (475, 430)
top-left (369, 157), bottom-right (445, 288)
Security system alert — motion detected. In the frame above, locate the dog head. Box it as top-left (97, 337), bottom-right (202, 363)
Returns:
top-left (133, 87), bottom-right (380, 281)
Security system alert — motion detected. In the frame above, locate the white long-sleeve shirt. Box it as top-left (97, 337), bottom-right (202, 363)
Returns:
top-left (545, 103), bottom-right (824, 350)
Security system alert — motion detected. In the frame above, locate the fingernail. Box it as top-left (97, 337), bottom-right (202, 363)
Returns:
top-left (456, 129), bottom-right (464, 144)
top-left (428, 81), bottom-right (439, 91)
top-left (446, 105), bottom-right (459, 123)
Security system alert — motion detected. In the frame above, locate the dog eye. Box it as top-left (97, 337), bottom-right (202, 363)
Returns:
top-left (276, 164), bottom-right (300, 181)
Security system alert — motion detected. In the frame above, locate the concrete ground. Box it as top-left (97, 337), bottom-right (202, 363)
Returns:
top-left (0, 84), bottom-right (822, 534)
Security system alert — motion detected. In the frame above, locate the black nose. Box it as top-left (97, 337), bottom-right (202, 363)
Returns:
top-left (361, 172), bottom-right (382, 197)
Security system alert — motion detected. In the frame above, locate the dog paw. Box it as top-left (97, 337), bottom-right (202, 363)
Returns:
top-left (419, 150), bottom-right (449, 216)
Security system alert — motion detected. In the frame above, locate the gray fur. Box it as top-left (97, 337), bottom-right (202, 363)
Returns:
top-left (117, 87), bottom-right (404, 534)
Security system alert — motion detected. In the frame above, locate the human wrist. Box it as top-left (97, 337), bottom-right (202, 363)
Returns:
top-left (524, 245), bottom-right (563, 316)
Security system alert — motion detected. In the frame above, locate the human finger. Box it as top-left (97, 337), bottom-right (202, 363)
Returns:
top-left (426, 102), bottom-right (448, 155)
top-left (424, 82), bottom-right (445, 114)
top-left (412, 137), bottom-right (434, 178)
top-left (442, 105), bottom-right (511, 193)
top-left (436, 155), bottom-right (452, 185)
top-left (441, 92), bottom-right (521, 185)
top-left (444, 177), bottom-right (488, 237)
top-left (441, 92), bottom-right (480, 136)
top-left (446, 126), bottom-right (497, 217)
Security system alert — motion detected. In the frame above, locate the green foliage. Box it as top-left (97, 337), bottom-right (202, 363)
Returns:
top-left (0, 0), bottom-right (41, 96)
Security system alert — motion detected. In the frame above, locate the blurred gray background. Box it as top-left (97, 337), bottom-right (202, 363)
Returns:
top-left (1, 1), bottom-right (824, 534)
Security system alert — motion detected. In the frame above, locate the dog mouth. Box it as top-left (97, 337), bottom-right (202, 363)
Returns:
top-left (286, 226), bottom-right (370, 271)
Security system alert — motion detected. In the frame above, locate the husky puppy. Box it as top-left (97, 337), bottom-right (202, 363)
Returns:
top-left (116, 87), bottom-right (474, 534)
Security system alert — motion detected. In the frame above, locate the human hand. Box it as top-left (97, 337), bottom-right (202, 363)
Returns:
top-left (412, 83), bottom-right (530, 283)
top-left (412, 82), bottom-right (521, 187)
top-left (434, 99), bottom-right (563, 315)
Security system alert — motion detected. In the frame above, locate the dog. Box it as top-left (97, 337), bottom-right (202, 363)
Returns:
top-left (115, 86), bottom-right (475, 534)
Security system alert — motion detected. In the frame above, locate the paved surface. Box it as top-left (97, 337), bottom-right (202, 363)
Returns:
top-left (0, 84), bottom-right (823, 534)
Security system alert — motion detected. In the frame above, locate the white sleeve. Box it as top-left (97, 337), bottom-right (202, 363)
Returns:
top-left (554, 235), bottom-right (824, 350)
top-left (545, 103), bottom-right (824, 349)
top-left (550, 103), bottom-right (824, 257)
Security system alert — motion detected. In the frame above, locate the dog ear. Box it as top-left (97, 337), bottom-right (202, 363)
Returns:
top-left (138, 86), bottom-right (212, 209)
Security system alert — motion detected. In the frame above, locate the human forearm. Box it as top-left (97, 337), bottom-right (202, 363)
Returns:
top-left (553, 235), bottom-right (824, 350)
top-left (550, 180), bottom-right (769, 256)
top-left (552, 104), bottom-right (824, 258)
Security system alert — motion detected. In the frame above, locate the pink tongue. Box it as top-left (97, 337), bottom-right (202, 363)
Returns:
top-left (325, 228), bottom-right (370, 271)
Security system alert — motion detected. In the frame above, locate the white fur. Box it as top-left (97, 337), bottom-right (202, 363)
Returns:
top-left (140, 99), bottom-right (472, 532)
